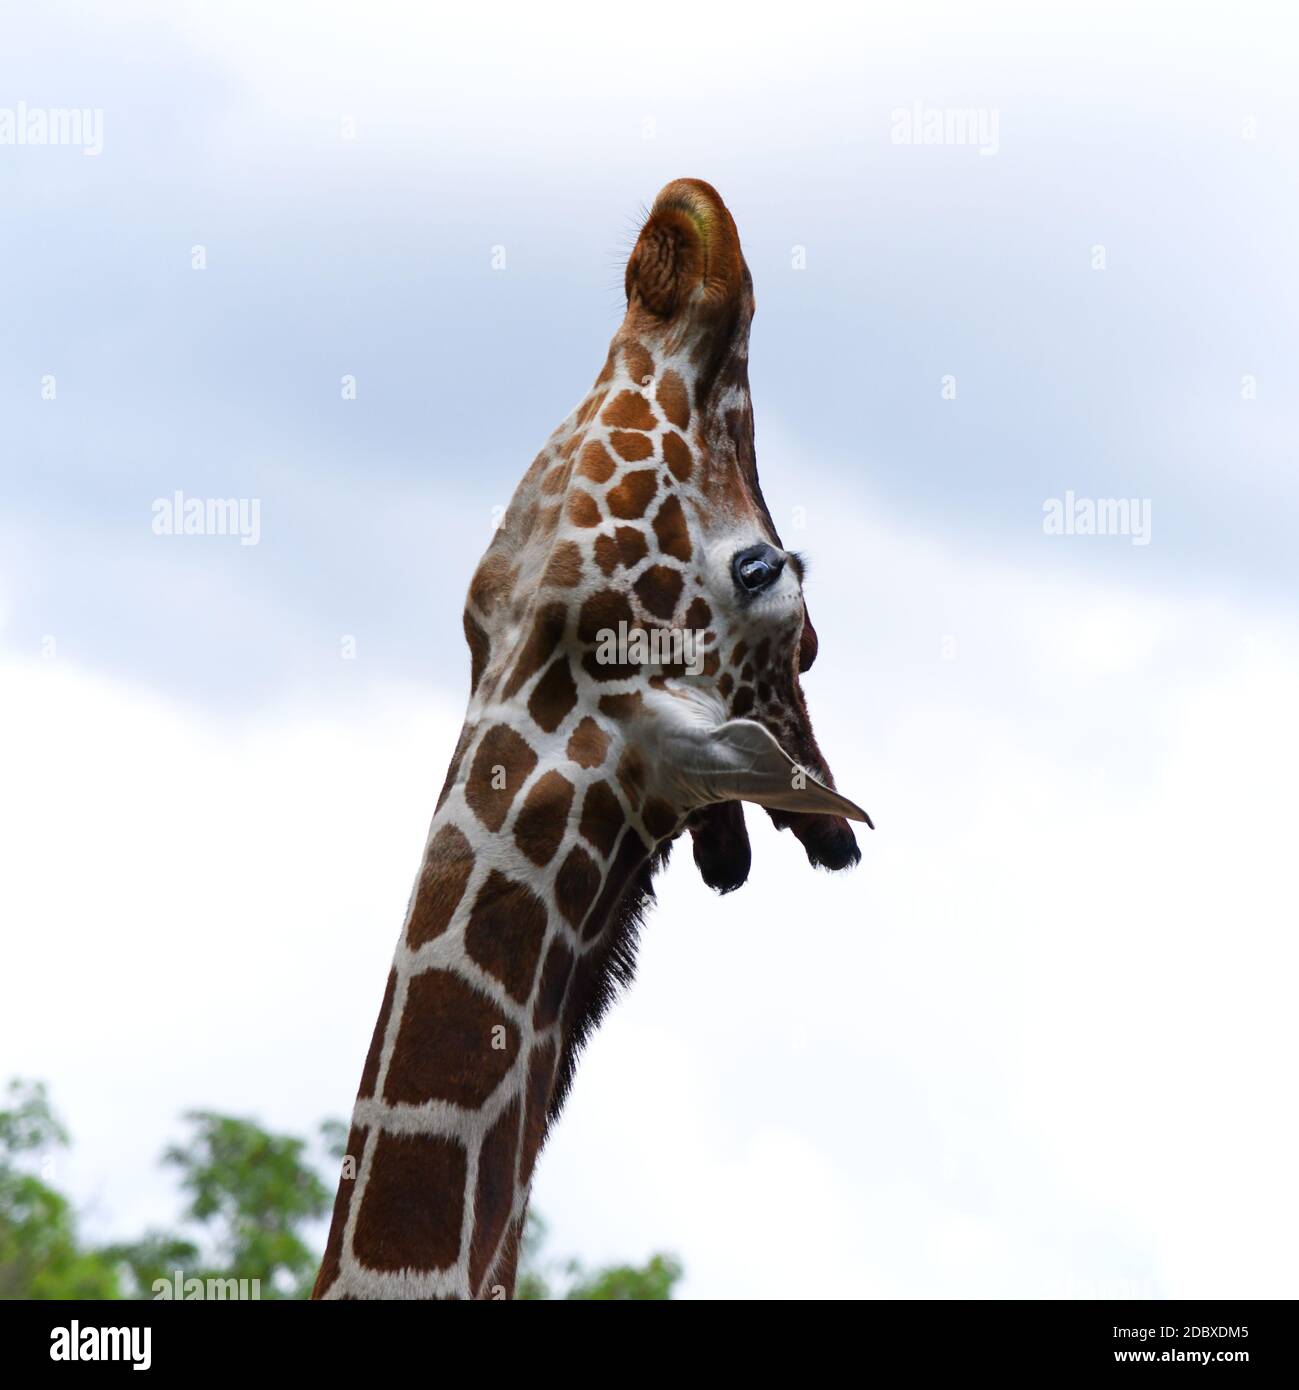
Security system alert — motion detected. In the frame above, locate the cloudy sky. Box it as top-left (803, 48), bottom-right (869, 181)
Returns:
top-left (2, 0), bottom-right (1297, 1297)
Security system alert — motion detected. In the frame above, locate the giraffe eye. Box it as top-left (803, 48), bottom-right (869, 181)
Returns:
top-left (733, 544), bottom-right (785, 594)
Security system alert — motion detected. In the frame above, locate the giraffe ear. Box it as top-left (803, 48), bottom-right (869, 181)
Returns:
top-left (669, 717), bottom-right (872, 825)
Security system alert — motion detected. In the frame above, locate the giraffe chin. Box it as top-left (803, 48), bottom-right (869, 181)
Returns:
top-left (766, 808), bottom-right (864, 873)
top-left (688, 800), bottom-right (861, 889)
top-left (688, 801), bottom-right (753, 893)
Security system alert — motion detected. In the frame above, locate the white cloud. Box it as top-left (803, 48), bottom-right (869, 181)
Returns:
top-left (0, 656), bottom-right (464, 1240)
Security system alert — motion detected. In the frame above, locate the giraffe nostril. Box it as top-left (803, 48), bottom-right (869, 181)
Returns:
top-left (733, 543), bottom-right (785, 595)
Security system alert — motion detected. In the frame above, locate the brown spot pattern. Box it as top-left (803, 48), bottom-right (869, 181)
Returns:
top-left (684, 596), bottom-right (712, 629)
top-left (607, 469), bottom-right (658, 520)
top-left (513, 770), bottom-right (574, 866)
top-left (435, 721), bottom-right (476, 813)
top-left (579, 780), bottom-right (624, 858)
top-left (566, 490), bottom-right (601, 527)
top-left (577, 440), bottom-right (616, 483)
top-left (582, 825), bottom-right (650, 940)
top-left (601, 391), bottom-right (657, 431)
top-left (353, 1131), bottom-right (467, 1272)
top-left (662, 431), bottom-right (693, 482)
top-left (577, 588), bottom-right (634, 644)
top-left (384, 969), bottom-right (519, 1107)
top-left (610, 430), bottom-right (653, 462)
top-left (594, 526), bottom-right (649, 576)
top-left (554, 845), bottom-right (602, 929)
top-left (464, 613), bottom-right (491, 694)
top-left (358, 970), bottom-right (396, 1099)
top-left (657, 370), bottom-right (690, 429)
top-left (520, 1040), bottom-right (557, 1186)
top-left (616, 747), bottom-right (647, 810)
top-left (532, 938), bottom-right (574, 1031)
top-left (541, 541), bottom-right (583, 587)
top-left (598, 692), bottom-right (644, 721)
top-left (407, 823), bottom-right (475, 949)
top-left (501, 602), bottom-right (567, 701)
top-left (566, 716), bottom-right (609, 768)
top-left (312, 1121), bottom-right (368, 1297)
top-left (469, 1097), bottom-right (520, 1293)
top-left (527, 657), bottom-right (578, 733)
top-left (469, 553), bottom-right (516, 617)
top-left (652, 494), bottom-right (692, 562)
top-left (540, 463), bottom-right (570, 496)
top-left (466, 725), bottom-right (538, 832)
top-left (634, 565), bottom-right (683, 620)
top-left (465, 870), bottom-right (549, 1003)
top-left (622, 341), bottom-right (653, 384)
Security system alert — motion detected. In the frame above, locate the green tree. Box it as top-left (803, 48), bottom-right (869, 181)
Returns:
top-left (516, 1210), bottom-right (683, 1300)
top-left (564, 1252), bottom-right (683, 1300)
top-left (153, 1111), bottom-right (333, 1298)
top-left (0, 1080), bottom-right (682, 1300)
top-left (0, 1080), bottom-right (122, 1298)
top-left (99, 1231), bottom-right (201, 1300)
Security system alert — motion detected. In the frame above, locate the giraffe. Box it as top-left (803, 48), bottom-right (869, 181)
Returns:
top-left (313, 178), bottom-right (871, 1300)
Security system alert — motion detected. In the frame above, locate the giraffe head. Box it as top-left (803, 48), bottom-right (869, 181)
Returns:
top-left (460, 177), bottom-right (870, 888)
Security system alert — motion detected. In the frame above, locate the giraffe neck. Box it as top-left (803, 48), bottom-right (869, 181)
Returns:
top-left (314, 711), bottom-right (661, 1300)
top-left (318, 289), bottom-right (762, 1300)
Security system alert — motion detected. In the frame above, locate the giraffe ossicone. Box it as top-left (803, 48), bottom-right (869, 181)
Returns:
top-left (314, 178), bottom-right (871, 1301)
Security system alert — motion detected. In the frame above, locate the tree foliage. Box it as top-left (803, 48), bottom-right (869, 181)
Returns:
top-left (515, 1210), bottom-right (683, 1300)
top-left (159, 1112), bottom-right (332, 1297)
top-left (0, 1080), bottom-right (122, 1298)
top-left (0, 1079), bottom-right (681, 1300)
